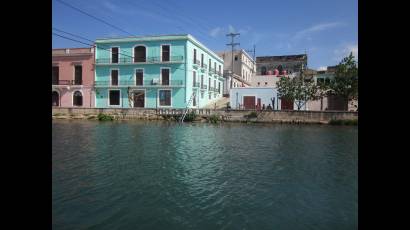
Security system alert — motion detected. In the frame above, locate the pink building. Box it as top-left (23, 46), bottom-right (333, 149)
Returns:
top-left (52, 47), bottom-right (95, 107)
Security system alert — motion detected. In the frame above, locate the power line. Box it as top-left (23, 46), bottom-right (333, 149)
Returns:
top-left (52, 32), bottom-right (190, 72)
top-left (55, 0), bottom-right (135, 37)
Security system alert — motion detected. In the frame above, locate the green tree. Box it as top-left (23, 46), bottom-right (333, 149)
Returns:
top-left (329, 52), bottom-right (358, 106)
top-left (276, 74), bottom-right (319, 110)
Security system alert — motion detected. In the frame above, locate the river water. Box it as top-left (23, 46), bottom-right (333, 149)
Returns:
top-left (52, 120), bottom-right (358, 230)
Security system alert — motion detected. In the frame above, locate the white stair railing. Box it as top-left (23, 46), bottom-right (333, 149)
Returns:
top-left (180, 92), bottom-right (196, 123)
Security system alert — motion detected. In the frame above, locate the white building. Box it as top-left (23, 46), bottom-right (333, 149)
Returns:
top-left (217, 49), bottom-right (256, 95)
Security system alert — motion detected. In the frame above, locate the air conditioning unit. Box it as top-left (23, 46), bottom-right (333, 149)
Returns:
top-left (152, 78), bottom-right (160, 85)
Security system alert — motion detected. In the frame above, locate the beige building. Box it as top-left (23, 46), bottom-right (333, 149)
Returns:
top-left (217, 49), bottom-right (256, 95)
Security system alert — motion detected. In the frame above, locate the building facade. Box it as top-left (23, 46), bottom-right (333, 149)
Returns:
top-left (230, 87), bottom-right (279, 110)
top-left (217, 49), bottom-right (256, 95)
top-left (256, 54), bottom-right (307, 76)
top-left (94, 34), bottom-right (224, 109)
top-left (52, 48), bottom-right (95, 107)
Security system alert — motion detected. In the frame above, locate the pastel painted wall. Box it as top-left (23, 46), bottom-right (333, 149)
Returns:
top-left (52, 48), bottom-right (95, 107)
top-left (230, 87), bottom-right (279, 109)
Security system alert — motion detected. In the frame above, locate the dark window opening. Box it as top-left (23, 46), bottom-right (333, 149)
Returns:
top-left (52, 66), bottom-right (59, 85)
top-left (201, 75), bottom-right (204, 87)
top-left (193, 49), bottom-right (197, 63)
top-left (201, 54), bottom-right (204, 67)
top-left (261, 67), bottom-right (267, 75)
top-left (111, 70), bottom-right (118, 86)
top-left (73, 91), bottom-right (83, 106)
top-left (134, 46), bottom-right (146, 62)
top-left (52, 91), bottom-right (59, 106)
top-left (111, 47), bottom-right (119, 63)
top-left (208, 78), bottom-right (211, 90)
top-left (162, 45), bottom-right (170, 62)
top-left (109, 90), bottom-right (120, 106)
top-left (136, 69), bottom-right (143, 85)
top-left (218, 82), bottom-right (221, 93)
top-left (234, 55), bottom-right (238, 61)
top-left (193, 95), bottom-right (196, 106)
top-left (193, 71), bottom-right (196, 87)
top-left (209, 59), bottom-right (211, 71)
top-left (74, 65), bottom-right (82, 85)
top-left (161, 69), bottom-right (170, 85)
top-left (159, 90), bottom-right (171, 106)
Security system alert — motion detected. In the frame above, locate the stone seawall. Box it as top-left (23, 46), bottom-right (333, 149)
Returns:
top-left (52, 108), bottom-right (358, 124)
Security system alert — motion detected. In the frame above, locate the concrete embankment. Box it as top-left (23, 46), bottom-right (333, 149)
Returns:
top-left (52, 108), bottom-right (358, 124)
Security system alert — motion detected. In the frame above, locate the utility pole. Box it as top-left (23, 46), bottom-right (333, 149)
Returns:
top-left (226, 33), bottom-right (240, 89)
top-left (246, 45), bottom-right (256, 61)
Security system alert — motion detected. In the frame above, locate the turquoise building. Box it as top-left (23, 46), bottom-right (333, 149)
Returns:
top-left (94, 34), bottom-right (224, 109)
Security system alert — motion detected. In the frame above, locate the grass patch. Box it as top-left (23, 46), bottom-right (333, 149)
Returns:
top-left (329, 119), bottom-right (358, 125)
top-left (97, 113), bottom-right (114, 121)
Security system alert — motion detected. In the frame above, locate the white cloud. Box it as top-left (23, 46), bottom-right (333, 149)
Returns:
top-left (293, 22), bottom-right (345, 40)
top-left (334, 43), bottom-right (358, 61)
top-left (209, 27), bottom-right (223, 37)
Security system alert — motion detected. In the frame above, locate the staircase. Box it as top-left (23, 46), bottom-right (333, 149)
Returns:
top-left (180, 92), bottom-right (196, 123)
top-left (203, 96), bottom-right (230, 109)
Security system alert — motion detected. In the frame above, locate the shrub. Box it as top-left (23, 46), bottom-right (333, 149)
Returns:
top-left (245, 111), bottom-right (258, 119)
top-left (97, 113), bottom-right (114, 121)
top-left (183, 111), bottom-right (197, 122)
top-left (209, 114), bottom-right (220, 124)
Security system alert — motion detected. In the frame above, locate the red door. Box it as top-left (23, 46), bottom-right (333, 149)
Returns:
top-left (243, 96), bottom-right (256, 109)
top-left (281, 98), bottom-right (294, 110)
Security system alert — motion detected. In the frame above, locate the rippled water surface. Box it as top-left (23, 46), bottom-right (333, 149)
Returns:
top-left (52, 120), bottom-right (358, 230)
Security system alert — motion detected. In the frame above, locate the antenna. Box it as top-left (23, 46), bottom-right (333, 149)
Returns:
top-left (226, 33), bottom-right (240, 89)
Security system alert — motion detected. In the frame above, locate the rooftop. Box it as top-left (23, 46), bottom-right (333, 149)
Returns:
top-left (256, 54), bottom-right (307, 62)
top-left (52, 47), bottom-right (94, 56)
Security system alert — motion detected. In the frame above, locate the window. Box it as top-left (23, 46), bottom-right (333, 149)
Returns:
top-left (161, 68), bottom-right (170, 85)
top-left (243, 70), bottom-right (245, 77)
top-left (111, 47), bottom-right (119, 63)
top-left (218, 82), bottom-right (221, 93)
top-left (109, 90), bottom-right (120, 106)
top-left (73, 91), bottom-right (83, 106)
top-left (162, 45), bottom-right (170, 62)
top-left (193, 49), bottom-right (197, 63)
top-left (52, 66), bottom-right (59, 85)
top-left (74, 65), bottom-right (82, 85)
top-left (234, 55), bottom-right (238, 61)
top-left (193, 95), bottom-right (196, 106)
top-left (52, 91), bottom-right (59, 106)
top-left (209, 59), bottom-right (211, 71)
top-left (134, 46), bottom-right (146, 62)
top-left (218, 65), bottom-right (221, 74)
top-left (214, 62), bottom-right (216, 72)
top-left (209, 93), bottom-right (211, 100)
top-left (159, 90), bottom-right (171, 106)
top-left (201, 54), bottom-right (204, 67)
top-left (265, 82), bottom-right (268, 86)
top-left (193, 71), bottom-right (197, 87)
top-left (136, 69), bottom-right (143, 85)
top-left (257, 82), bottom-right (260, 86)
top-left (214, 80), bottom-right (216, 91)
top-left (111, 69), bottom-right (119, 86)
top-left (208, 78), bottom-right (211, 90)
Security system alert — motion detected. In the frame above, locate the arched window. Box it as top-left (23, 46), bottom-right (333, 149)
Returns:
top-left (134, 46), bottom-right (146, 62)
top-left (73, 91), bottom-right (83, 106)
top-left (52, 91), bottom-right (59, 106)
top-left (261, 66), bottom-right (267, 75)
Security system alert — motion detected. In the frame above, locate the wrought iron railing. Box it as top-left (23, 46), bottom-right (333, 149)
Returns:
top-left (52, 80), bottom-right (82, 85)
top-left (200, 84), bottom-right (207, 90)
top-left (96, 56), bottom-right (184, 64)
top-left (94, 80), bottom-right (184, 86)
top-left (193, 60), bottom-right (201, 65)
top-left (193, 82), bottom-right (200, 87)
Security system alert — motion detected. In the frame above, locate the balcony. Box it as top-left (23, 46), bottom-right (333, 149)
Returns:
top-left (95, 56), bottom-right (184, 65)
top-left (200, 63), bottom-right (207, 73)
top-left (193, 82), bottom-right (200, 88)
top-left (209, 86), bottom-right (215, 92)
top-left (200, 84), bottom-right (207, 90)
top-left (52, 80), bottom-right (82, 86)
top-left (193, 60), bottom-right (201, 69)
top-left (94, 80), bottom-right (184, 87)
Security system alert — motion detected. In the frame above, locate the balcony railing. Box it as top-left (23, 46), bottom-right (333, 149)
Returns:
top-left (52, 80), bottom-right (82, 85)
top-left (96, 56), bottom-right (184, 64)
top-left (202, 63), bottom-right (207, 69)
top-left (193, 82), bottom-right (200, 87)
top-left (200, 84), bottom-right (207, 90)
top-left (94, 80), bottom-right (184, 87)
top-left (193, 60), bottom-right (201, 65)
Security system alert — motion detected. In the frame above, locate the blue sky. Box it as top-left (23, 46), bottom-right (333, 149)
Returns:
top-left (52, 0), bottom-right (357, 70)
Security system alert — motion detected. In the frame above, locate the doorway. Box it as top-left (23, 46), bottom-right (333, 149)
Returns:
top-left (133, 90), bottom-right (145, 108)
top-left (243, 96), bottom-right (256, 109)
top-left (52, 91), bottom-right (59, 106)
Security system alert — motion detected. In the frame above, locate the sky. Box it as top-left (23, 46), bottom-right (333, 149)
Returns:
top-left (52, 0), bottom-right (358, 70)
